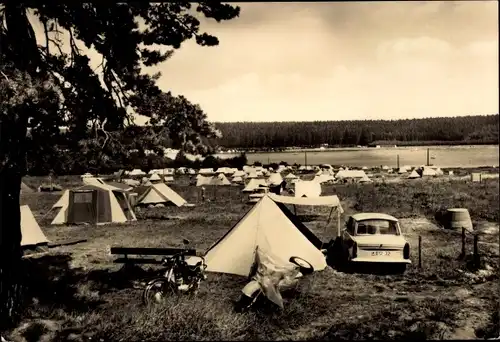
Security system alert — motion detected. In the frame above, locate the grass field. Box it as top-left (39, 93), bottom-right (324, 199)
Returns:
top-left (7, 175), bottom-right (500, 341)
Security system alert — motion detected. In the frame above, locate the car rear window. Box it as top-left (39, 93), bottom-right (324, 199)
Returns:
top-left (356, 219), bottom-right (399, 235)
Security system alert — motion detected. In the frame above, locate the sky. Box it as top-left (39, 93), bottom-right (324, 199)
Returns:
top-left (29, 2), bottom-right (499, 124)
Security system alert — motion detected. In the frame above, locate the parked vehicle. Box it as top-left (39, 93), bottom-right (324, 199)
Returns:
top-left (331, 213), bottom-right (411, 273)
top-left (143, 239), bottom-right (207, 305)
top-left (235, 253), bottom-right (315, 312)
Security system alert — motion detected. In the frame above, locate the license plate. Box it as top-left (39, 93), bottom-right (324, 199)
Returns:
top-left (371, 251), bottom-right (391, 256)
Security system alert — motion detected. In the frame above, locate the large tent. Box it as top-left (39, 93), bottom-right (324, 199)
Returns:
top-left (134, 182), bottom-right (186, 207)
top-left (50, 184), bottom-right (136, 225)
top-left (202, 195), bottom-right (329, 277)
top-left (21, 205), bottom-right (49, 247)
top-left (295, 181), bottom-right (322, 198)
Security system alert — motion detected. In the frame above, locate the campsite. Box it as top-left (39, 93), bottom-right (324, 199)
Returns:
top-left (8, 168), bottom-right (499, 341)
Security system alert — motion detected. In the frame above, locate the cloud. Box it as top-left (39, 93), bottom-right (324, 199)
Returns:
top-left (27, 2), bottom-right (499, 123)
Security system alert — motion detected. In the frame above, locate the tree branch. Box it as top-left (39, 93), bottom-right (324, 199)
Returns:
top-left (42, 18), bottom-right (50, 54)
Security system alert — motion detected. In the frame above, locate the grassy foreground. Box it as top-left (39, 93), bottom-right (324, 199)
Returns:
top-left (7, 177), bottom-right (500, 341)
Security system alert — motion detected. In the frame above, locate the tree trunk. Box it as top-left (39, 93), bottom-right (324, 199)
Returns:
top-left (0, 118), bottom-right (27, 331)
top-left (0, 168), bottom-right (23, 331)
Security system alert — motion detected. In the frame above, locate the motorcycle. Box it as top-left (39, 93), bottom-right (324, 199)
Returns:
top-left (235, 248), bottom-right (315, 312)
top-left (143, 239), bottom-right (207, 306)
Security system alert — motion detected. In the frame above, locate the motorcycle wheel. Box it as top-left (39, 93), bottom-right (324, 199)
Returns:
top-left (289, 256), bottom-right (314, 275)
top-left (143, 279), bottom-right (176, 306)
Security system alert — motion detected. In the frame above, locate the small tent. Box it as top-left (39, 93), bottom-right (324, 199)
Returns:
top-left (164, 176), bottom-right (175, 182)
top-left (314, 174), bottom-right (334, 184)
top-left (247, 171), bottom-right (258, 179)
top-left (211, 173), bottom-right (231, 186)
top-left (295, 181), bottom-right (322, 198)
top-left (242, 178), bottom-right (268, 192)
top-left (196, 175), bottom-right (213, 187)
top-left (199, 168), bottom-right (214, 175)
top-left (267, 173), bottom-right (283, 186)
top-left (129, 169), bottom-right (146, 177)
top-left (284, 173), bottom-right (297, 180)
top-left (21, 182), bottom-right (34, 194)
top-left (233, 170), bottom-right (246, 177)
top-left (135, 182), bottom-right (186, 207)
top-left (21, 205), bottom-right (49, 247)
top-left (232, 176), bottom-right (244, 183)
top-left (149, 173), bottom-right (162, 182)
top-left (422, 167), bottom-right (437, 177)
top-left (51, 184), bottom-right (136, 225)
top-left (408, 170), bottom-right (421, 179)
top-left (203, 195), bottom-right (327, 277)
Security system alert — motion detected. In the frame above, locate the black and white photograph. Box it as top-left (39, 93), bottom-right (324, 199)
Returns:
top-left (0, 1), bottom-right (498, 341)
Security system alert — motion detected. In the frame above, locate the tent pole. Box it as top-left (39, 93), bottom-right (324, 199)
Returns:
top-left (325, 207), bottom-right (334, 234)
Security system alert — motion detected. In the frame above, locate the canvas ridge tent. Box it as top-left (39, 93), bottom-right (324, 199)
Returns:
top-left (202, 195), bottom-right (343, 277)
top-left (134, 183), bottom-right (187, 207)
top-left (21, 205), bottom-right (49, 248)
top-left (295, 181), bottom-right (322, 198)
top-left (51, 184), bottom-right (136, 225)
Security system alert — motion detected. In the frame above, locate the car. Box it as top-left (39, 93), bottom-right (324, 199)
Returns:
top-left (335, 213), bottom-right (411, 272)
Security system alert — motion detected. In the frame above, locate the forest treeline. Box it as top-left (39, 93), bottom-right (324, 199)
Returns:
top-left (213, 114), bottom-right (499, 150)
top-left (25, 114), bottom-right (498, 176)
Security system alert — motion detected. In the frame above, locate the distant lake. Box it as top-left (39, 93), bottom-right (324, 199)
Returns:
top-left (215, 145), bottom-right (499, 168)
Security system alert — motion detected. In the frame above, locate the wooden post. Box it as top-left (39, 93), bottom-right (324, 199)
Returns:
top-left (426, 148), bottom-right (430, 166)
top-left (337, 209), bottom-right (341, 238)
top-left (397, 154), bottom-right (400, 169)
top-left (473, 234), bottom-right (480, 268)
top-left (460, 227), bottom-right (466, 259)
top-left (305, 151), bottom-right (307, 167)
top-left (418, 235), bottom-right (422, 269)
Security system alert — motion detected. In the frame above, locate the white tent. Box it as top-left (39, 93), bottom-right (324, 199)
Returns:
top-left (314, 174), bottom-right (334, 184)
top-left (51, 183), bottom-right (137, 225)
top-left (398, 167), bottom-right (408, 174)
top-left (295, 181), bottom-right (322, 198)
top-left (149, 173), bottom-right (162, 182)
top-left (211, 173), bottom-right (231, 186)
top-left (135, 182), bottom-right (186, 207)
top-left (196, 175), bottom-right (213, 187)
top-left (233, 170), bottom-right (246, 177)
top-left (188, 168), bottom-right (196, 175)
top-left (267, 173), bottom-right (283, 186)
top-left (129, 169), bottom-right (146, 176)
top-left (284, 173), bottom-right (298, 180)
top-left (434, 167), bottom-right (444, 176)
top-left (232, 176), bottom-right (244, 183)
top-left (408, 170), bottom-right (421, 179)
top-left (21, 205), bottom-right (49, 247)
top-left (335, 170), bottom-right (367, 180)
top-left (203, 196), bottom-right (328, 277)
top-left (199, 168), bottom-right (214, 175)
top-left (164, 176), bottom-right (174, 182)
top-left (246, 171), bottom-right (258, 179)
top-left (242, 178), bottom-right (268, 192)
top-left (422, 167), bottom-right (437, 176)
top-left (358, 175), bottom-right (372, 183)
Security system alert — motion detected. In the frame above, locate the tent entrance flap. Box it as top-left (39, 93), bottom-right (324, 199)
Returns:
top-left (68, 190), bottom-right (98, 224)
